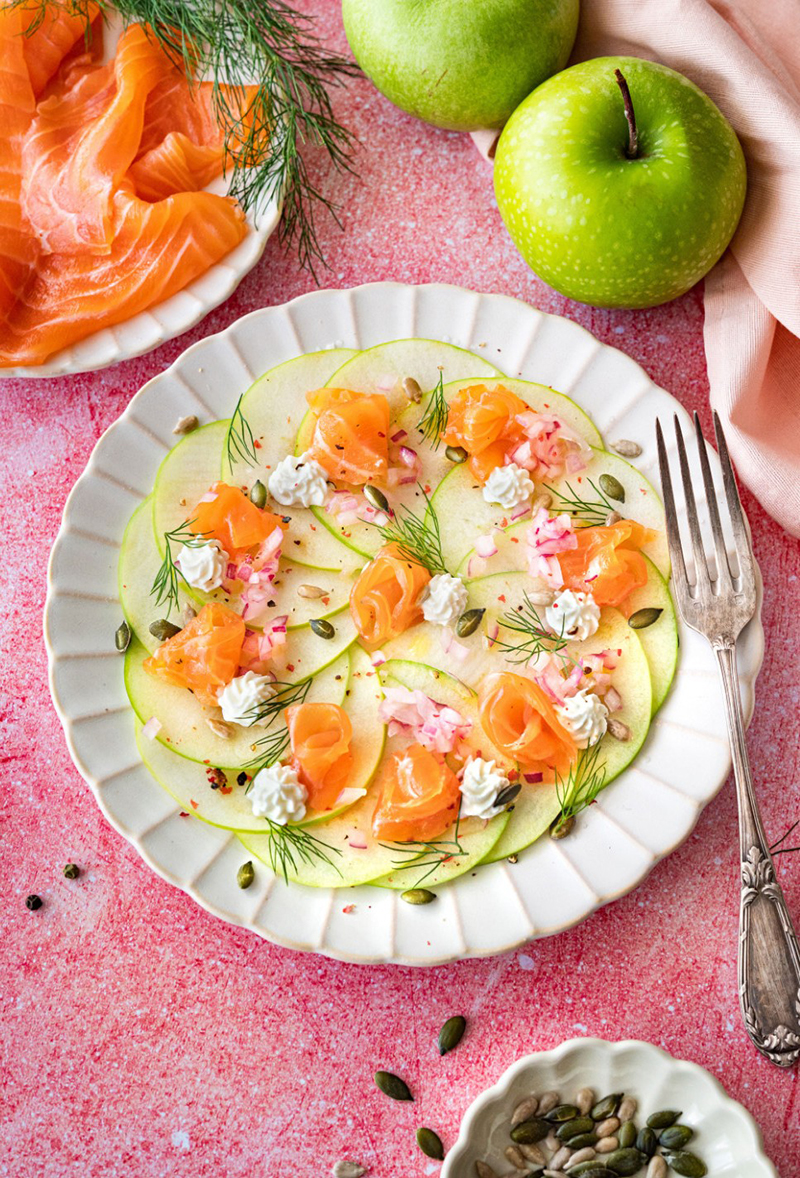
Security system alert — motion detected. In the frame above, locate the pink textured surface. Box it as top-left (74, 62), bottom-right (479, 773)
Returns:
top-left (2, 5), bottom-right (799, 1176)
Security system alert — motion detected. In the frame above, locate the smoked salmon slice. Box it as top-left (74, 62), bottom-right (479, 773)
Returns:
top-left (22, 3), bottom-right (100, 98)
top-left (349, 542), bottom-right (431, 645)
top-left (306, 388), bottom-right (391, 486)
top-left (287, 701), bottom-right (354, 812)
top-left (442, 383), bottom-right (528, 481)
top-left (0, 7), bottom-right (38, 319)
top-left (372, 742), bottom-right (461, 843)
top-left (479, 672), bottom-right (577, 777)
top-left (130, 133), bottom-right (224, 202)
top-left (143, 601), bottom-right (245, 706)
top-left (190, 483), bottom-right (287, 559)
top-left (558, 520), bottom-right (654, 610)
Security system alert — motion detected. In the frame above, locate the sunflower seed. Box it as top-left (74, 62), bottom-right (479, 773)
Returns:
top-left (512, 1096), bottom-right (539, 1127)
top-left (617, 1097), bottom-right (637, 1123)
top-left (659, 1125), bottom-right (694, 1150)
top-left (605, 510), bottom-right (623, 525)
top-left (149, 618), bottom-right (181, 642)
top-left (646, 1110), bottom-right (681, 1131)
top-left (332, 1162), bottom-right (366, 1178)
top-left (374, 1071), bottom-right (412, 1101)
top-left (612, 439), bottom-right (642, 458)
top-left (528, 587), bottom-right (556, 607)
top-left (545, 1131), bottom-right (561, 1152)
top-left (416, 1127), bottom-right (444, 1160)
top-left (596, 1117), bottom-right (620, 1139)
top-left (364, 484), bottom-right (389, 513)
top-left (532, 492), bottom-right (552, 513)
top-left (181, 604), bottom-right (197, 626)
top-left (575, 1088), bottom-right (595, 1115)
top-left (456, 607), bottom-right (485, 637)
top-left (519, 1143), bottom-right (546, 1164)
top-left (249, 480), bottom-right (267, 509)
top-left (173, 414), bottom-right (199, 435)
top-left (661, 1152), bottom-right (706, 1177)
top-left (475, 1163), bottom-right (498, 1178)
top-left (595, 1136), bottom-right (619, 1154)
top-left (298, 584), bottom-right (325, 598)
top-left (607, 719), bottom-right (631, 742)
top-left (551, 1146), bottom-right (573, 1170)
top-left (599, 474), bottom-right (625, 502)
top-left (505, 1146), bottom-right (527, 1170)
top-left (115, 620), bottom-right (131, 652)
top-left (646, 1159), bottom-right (668, 1178)
top-left (403, 376), bottom-right (423, 403)
top-left (628, 607), bottom-right (663, 630)
top-left (537, 1092), bottom-right (560, 1117)
top-left (567, 1149), bottom-right (597, 1167)
top-left (236, 861), bottom-right (254, 889)
top-left (207, 718), bottom-right (233, 740)
top-left (445, 445), bottom-right (469, 464)
top-left (310, 618), bottom-right (335, 639)
top-left (401, 888), bottom-right (436, 905)
top-left (438, 1015), bottom-right (466, 1056)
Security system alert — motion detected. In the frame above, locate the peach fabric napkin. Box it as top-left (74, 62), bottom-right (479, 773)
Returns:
top-left (480, 0), bottom-right (800, 535)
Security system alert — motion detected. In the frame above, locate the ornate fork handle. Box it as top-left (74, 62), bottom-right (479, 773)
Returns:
top-left (715, 642), bottom-right (800, 1067)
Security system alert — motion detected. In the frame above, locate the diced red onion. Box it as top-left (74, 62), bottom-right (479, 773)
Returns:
top-left (475, 533), bottom-right (498, 558)
top-left (524, 771), bottom-right (543, 783)
top-left (391, 429), bottom-right (408, 443)
top-left (142, 716), bottom-right (162, 740)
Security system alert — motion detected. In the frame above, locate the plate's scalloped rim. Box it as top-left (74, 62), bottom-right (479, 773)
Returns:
top-left (441, 1038), bottom-right (778, 1178)
top-left (43, 282), bottom-right (765, 966)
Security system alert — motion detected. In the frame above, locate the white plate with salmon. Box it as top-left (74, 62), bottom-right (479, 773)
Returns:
top-left (43, 283), bottom-right (764, 965)
top-left (0, 6), bottom-right (279, 378)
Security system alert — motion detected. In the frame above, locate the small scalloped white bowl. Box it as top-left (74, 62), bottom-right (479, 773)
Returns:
top-left (442, 1039), bottom-right (776, 1178)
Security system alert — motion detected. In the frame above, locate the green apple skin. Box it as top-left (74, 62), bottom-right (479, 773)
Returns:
top-left (494, 56), bottom-right (747, 308)
top-left (341, 0), bottom-right (580, 132)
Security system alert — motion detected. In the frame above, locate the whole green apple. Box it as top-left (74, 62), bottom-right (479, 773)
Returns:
top-left (342, 0), bottom-right (580, 132)
top-left (493, 56), bottom-right (747, 307)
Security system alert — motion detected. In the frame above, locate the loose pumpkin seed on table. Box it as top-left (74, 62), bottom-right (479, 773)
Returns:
top-left (416, 1127), bottom-right (444, 1160)
top-left (374, 1071), bottom-right (412, 1101)
top-left (437, 1014), bottom-right (466, 1056)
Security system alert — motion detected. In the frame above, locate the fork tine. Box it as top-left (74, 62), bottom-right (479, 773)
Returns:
top-left (692, 412), bottom-right (732, 587)
top-left (673, 415), bottom-right (711, 588)
top-left (655, 419), bottom-right (690, 590)
top-left (712, 412), bottom-right (756, 580)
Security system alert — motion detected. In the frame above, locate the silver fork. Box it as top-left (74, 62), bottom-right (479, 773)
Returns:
top-left (656, 411), bottom-right (800, 1068)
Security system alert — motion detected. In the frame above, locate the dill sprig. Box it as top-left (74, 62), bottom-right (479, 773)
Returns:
top-left (544, 478), bottom-right (618, 527)
top-left (224, 395), bottom-right (258, 472)
top-left (244, 677), bottom-right (313, 770)
top-left (372, 485), bottom-right (449, 575)
top-left (382, 809), bottom-right (464, 887)
top-left (416, 369), bottom-right (448, 451)
top-left (494, 594), bottom-right (569, 666)
top-left (150, 518), bottom-right (208, 616)
top-left (551, 741), bottom-right (608, 838)
top-left (260, 818), bottom-right (341, 884)
top-left (16, 0), bottom-right (360, 273)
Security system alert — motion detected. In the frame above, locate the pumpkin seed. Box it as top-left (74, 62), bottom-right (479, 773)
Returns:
top-left (401, 888), bottom-right (436, 905)
top-left (636, 1127), bottom-right (657, 1158)
top-left (416, 1127), bottom-right (443, 1160)
top-left (617, 1121), bottom-right (637, 1149)
top-left (249, 480), bottom-right (267, 509)
top-left (374, 1071), bottom-right (413, 1101)
top-left (567, 1166), bottom-right (607, 1178)
top-left (617, 1097), bottom-right (637, 1123)
top-left (298, 584), bottom-right (325, 598)
top-left (456, 607), bottom-right (485, 637)
top-left (603, 1147), bottom-right (645, 1175)
top-left (510, 1118), bottom-right (549, 1145)
top-left (364, 484), bottom-right (389, 513)
top-left (659, 1125), bottom-right (694, 1150)
top-left (662, 1152), bottom-right (707, 1177)
top-left (310, 618), bottom-right (335, 639)
top-left (494, 783), bottom-right (522, 809)
top-left (149, 618), bottom-right (181, 642)
top-left (599, 473), bottom-right (625, 502)
top-left (403, 376), bottom-right (423, 403)
top-left (115, 620), bottom-right (131, 652)
top-left (63, 863), bottom-right (80, 879)
top-left (646, 1110), bottom-right (681, 1131)
top-left (546, 1104), bottom-right (579, 1123)
top-left (173, 414), bottom-right (199, 435)
top-left (512, 1097), bottom-right (539, 1127)
top-left (612, 439), bottom-right (642, 458)
top-left (557, 1117), bottom-right (595, 1141)
top-left (568, 1133), bottom-right (599, 1150)
top-left (646, 1159), bottom-right (667, 1178)
top-left (445, 444), bottom-right (468, 463)
top-left (475, 1163), bottom-right (498, 1178)
top-left (437, 1015), bottom-right (466, 1056)
top-left (607, 719), bottom-right (631, 742)
top-left (332, 1163), bottom-right (366, 1178)
top-left (505, 1145), bottom-right (527, 1170)
top-left (628, 607), bottom-right (663, 630)
top-left (575, 1087), bottom-right (595, 1115)
top-left (236, 861), bottom-right (254, 889)
top-left (596, 1117), bottom-right (620, 1138)
top-left (551, 815), bottom-right (575, 840)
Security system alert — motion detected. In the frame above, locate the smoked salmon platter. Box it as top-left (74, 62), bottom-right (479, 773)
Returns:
top-left (45, 284), bottom-right (763, 964)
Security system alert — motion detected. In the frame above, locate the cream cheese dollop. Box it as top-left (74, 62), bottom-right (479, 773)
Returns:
top-left (420, 573), bottom-right (468, 628)
top-left (177, 539), bottom-right (228, 593)
top-left (556, 689), bottom-right (608, 748)
top-left (545, 589), bottom-right (601, 642)
top-left (217, 672), bottom-right (275, 728)
top-left (482, 462), bottom-right (534, 511)
top-left (268, 453), bottom-right (328, 508)
top-left (459, 756), bottom-right (509, 821)
top-left (249, 762), bottom-right (307, 824)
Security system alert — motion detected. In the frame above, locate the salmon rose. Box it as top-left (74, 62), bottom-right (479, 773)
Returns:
top-left (478, 672), bottom-right (577, 778)
top-left (349, 542), bottom-right (430, 644)
top-left (143, 602), bottom-right (245, 705)
top-left (372, 742), bottom-right (461, 843)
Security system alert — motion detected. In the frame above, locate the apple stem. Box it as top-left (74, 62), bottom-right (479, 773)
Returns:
top-left (614, 69), bottom-right (639, 159)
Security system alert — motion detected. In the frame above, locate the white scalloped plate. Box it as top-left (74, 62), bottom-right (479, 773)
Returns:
top-left (0, 16), bottom-right (281, 380)
top-left (43, 283), bottom-right (764, 965)
top-left (443, 1038), bottom-right (777, 1178)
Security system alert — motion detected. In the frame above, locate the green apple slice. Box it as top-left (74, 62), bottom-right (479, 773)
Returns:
top-left (124, 625), bottom-right (355, 765)
top-left (152, 419), bottom-right (230, 552)
top-left (433, 445), bottom-right (668, 577)
top-left (133, 645), bottom-right (383, 832)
